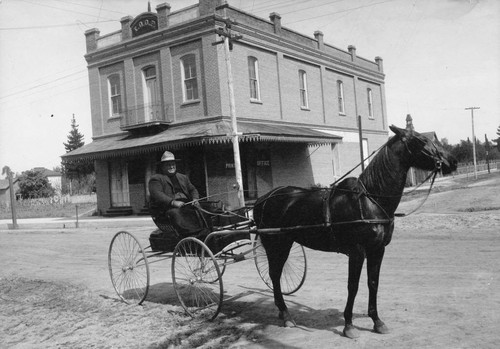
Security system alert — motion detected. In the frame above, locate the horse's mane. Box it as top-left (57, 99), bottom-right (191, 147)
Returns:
top-left (358, 135), bottom-right (407, 197)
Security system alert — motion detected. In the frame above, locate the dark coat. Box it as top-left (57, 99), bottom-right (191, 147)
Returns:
top-left (148, 172), bottom-right (199, 215)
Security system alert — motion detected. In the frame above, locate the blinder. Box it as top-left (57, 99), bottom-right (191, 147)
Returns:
top-left (400, 133), bottom-right (444, 173)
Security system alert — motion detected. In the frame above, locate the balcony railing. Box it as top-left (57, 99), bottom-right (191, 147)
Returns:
top-left (120, 103), bottom-right (170, 131)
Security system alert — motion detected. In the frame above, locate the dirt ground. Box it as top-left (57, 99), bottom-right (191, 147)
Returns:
top-left (1, 172), bottom-right (499, 349)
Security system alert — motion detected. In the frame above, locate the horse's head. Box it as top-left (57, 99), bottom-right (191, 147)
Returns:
top-left (389, 125), bottom-right (457, 175)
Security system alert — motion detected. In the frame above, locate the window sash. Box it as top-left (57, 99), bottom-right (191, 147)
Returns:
top-left (181, 55), bottom-right (199, 101)
top-left (248, 57), bottom-right (260, 100)
top-left (109, 76), bottom-right (122, 116)
top-left (367, 88), bottom-right (373, 118)
top-left (299, 70), bottom-right (308, 108)
top-left (337, 81), bottom-right (345, 114)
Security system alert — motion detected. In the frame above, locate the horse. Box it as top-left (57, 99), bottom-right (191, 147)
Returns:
top-left (252, 125), bottom-right (458, 338)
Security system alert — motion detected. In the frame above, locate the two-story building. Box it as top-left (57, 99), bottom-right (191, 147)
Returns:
top-left (62, 0), bottom-right (389, 216)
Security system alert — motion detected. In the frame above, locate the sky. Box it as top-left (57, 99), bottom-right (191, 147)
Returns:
top-left (0, 0), bottom-right (499, 176)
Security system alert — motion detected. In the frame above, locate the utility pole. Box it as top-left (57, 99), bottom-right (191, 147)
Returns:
top-left (465, 107), bottom-right (480, 179)
top-left (213, 18), bottom-right (245, 208)
top-left (485, 134), bottom-right (491, 174)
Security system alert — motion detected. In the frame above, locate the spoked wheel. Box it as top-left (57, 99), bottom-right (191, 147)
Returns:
top-left (108, 231), bottom-right (150, 304)
top-left (172, 237), bottom-right (223, 321)
top-left (253, 235), bottom-right (307, 295)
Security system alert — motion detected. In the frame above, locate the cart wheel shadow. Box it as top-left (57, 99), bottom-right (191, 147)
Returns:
top-left (144, 282), bottom-right (179, 304)
top-left (111, 282), bottom-right (372, 336)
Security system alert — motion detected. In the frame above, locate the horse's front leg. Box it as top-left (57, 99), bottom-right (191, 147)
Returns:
top-left (343, 245), bottom-right (365, 339)
top-left (367, 246), bottom-right (389, 334)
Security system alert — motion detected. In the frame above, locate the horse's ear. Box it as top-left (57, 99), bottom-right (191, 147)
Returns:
top-left (389, 125), bottom-right (407, 137)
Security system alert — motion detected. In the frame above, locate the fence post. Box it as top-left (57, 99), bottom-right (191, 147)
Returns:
top-left (75, 204), bottom-right (79, 228)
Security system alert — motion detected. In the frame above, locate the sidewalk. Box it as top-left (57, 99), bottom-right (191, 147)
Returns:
top-left (403, 168), bottom-right (498, 193)
top-left (0, 215), bottom-right (156, 230)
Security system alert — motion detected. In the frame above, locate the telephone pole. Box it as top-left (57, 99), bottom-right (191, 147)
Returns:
top-left (213, 18), bottom-right (245, 207)
top-left (465, 107), bottom-right (480, 179)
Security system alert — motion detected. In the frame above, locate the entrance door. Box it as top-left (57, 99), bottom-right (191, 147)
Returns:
top-left (143, 66), bottom-right (159, 122)
top-left (110, 161), bottom-right (130, 207)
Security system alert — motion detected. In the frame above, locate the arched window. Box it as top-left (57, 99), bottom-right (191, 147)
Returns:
top-left (180, 54), bottom-right (199, 101)
top-left (108, 74), bottom-right (122, 117)
top-left (248, 56), bottom-right (260, 101)
top-left (367, 88), bottom-right (374, 118)
top-left (299, 70), bottom-right (308, 108)
top-left (337, 80), bottom-right (345, 115)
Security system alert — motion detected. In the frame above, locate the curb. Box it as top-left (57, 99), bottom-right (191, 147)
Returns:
top-left (2, 218), bottom-right (156, 230)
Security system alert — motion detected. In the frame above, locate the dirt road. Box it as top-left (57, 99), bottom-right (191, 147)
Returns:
top-left (1, 173), bottom-right (499, 348)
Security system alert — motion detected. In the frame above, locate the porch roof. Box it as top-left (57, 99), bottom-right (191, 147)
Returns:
top-left (61, 119), bottom-right (342, 161)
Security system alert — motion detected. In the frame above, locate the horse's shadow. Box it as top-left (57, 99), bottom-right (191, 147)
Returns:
top-left (118, 281), bottom-right (372, 335)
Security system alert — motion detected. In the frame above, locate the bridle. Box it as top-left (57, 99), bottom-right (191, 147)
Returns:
top-left (401, 134), bottom-right (445, 173)
top-left (370, 134), bottom-right (445, 218)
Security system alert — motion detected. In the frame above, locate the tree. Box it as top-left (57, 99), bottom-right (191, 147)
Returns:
top-left (63, 114), bottom-right (85, 152)
top-left (496, 125), bottom-right (500, 151)
top-left (61, 115), bottom-right (94, 194)
top-left (17, 169), bottom-right (55, 199)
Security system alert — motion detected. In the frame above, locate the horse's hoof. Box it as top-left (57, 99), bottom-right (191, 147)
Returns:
top-left (278, 311), bottom-right (296, 327)
top-left (343, 325), bottom-right (360, 339)
top-left (374, 322), bottom-right (389, 334)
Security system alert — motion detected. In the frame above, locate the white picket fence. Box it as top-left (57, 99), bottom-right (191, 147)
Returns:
top-left (3, 193), bottom-right (96, 208)
top-left (455, 160), bottom-right (499, 176)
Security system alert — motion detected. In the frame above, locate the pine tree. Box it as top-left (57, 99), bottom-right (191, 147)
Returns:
top-left (63, 114), bottom-right (85, 152)
top-left (61, 115), bottom-right (94, 194)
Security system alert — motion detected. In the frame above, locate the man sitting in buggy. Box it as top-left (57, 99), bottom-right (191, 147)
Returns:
top-left (148, 151), bottom-right (207, 238)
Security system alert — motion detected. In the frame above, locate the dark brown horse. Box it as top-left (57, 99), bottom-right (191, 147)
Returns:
top-left (253, 125), bottom-right (457, 338)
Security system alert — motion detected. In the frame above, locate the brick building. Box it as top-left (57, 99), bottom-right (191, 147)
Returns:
top-left (62, 0), bottom-right (389, 216)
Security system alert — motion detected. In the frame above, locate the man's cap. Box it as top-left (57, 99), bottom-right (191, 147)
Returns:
top-left (160, 151), bottom-right (180, 162)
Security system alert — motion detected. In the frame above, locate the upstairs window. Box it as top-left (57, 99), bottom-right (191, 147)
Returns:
top-left (108, 74), bottom-right (122, 117)
top-left (367, 88), bottom-right (374, 118)
top-left (142, 66), bottom-right (160, 121)
top-left (299, 70), bottom-right (308, 108)
top-left (181, 54), bottom-right (199, 101)
top-left (248, 56), bottom-right (261, 101)
top-left (337, 80), bottom-right (345, 115)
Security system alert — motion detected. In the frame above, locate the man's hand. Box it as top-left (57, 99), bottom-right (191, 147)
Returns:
top-left (172, 200), bottom-right (184, 208)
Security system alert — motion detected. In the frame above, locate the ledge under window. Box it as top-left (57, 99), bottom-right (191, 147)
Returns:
top-left (250, 99), bottom-right (263, 104)
top-left (181, 99), bottom-right (201, 107)
top-left (339, 112), bottom-right (346, 116)
top-left (300, 106), bottom-right (310, 111)
top-left (109, 114), bottom-right (122, 120)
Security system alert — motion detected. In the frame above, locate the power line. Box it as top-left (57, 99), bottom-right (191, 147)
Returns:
top-left (0, 20), bottom-right (115, 31)
top-left (0, 70), bottom-right (86, 100)
top-left (284, 0), bottom-right (400, 25)
top-left (18, 0), bottom-right (116, 21)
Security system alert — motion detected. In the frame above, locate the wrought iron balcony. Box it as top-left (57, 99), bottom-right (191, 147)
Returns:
top-left (120, 103), bottom-right (171, 131)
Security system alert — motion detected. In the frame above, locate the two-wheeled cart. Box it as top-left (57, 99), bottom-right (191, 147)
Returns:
top-left (107, 202), bottom-right (307, 320)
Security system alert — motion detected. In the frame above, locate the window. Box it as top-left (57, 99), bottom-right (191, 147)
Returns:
top-left (337, 80), bottom-right (345, 115)
top-left (299, 70), bottom-right (308, 108)
top-left (142, 66), bottom-right (159, 121)
top-left (367, 88), bottom-right (374, 118)
top-left (108, 74), bottom-right (122, 116)
top-left (248, 56), bottom-right (260, 101)
top-left (180, 54), bottom-right (199, 101)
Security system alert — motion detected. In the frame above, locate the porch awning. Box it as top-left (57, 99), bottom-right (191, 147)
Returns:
top-left (61, 119), bottom-right (342, 161)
